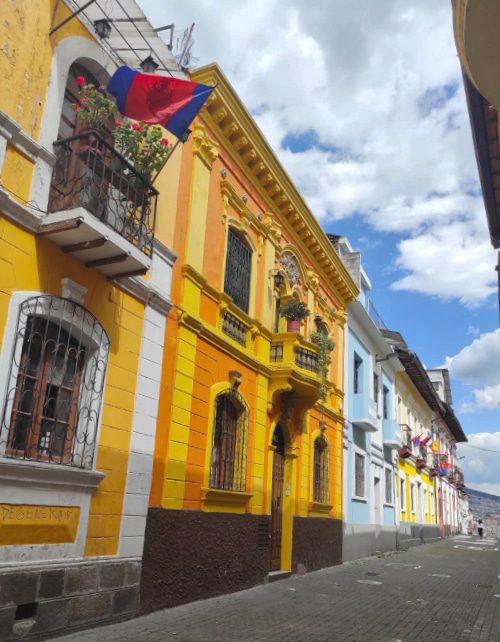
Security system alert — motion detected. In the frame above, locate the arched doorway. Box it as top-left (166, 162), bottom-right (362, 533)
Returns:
top-left (270, 423), bottom-right (285, 570)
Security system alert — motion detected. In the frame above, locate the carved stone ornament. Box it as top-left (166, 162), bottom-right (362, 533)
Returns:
top-left (192, 124), bottom-right (218, 168)
top-left (279, 252), bottom-right (301, 287)
top-left (220, 167), bottom-right (227, 178)
top-left (229, 370), bottom-right (242, 389)
top-left (262, 213), bottom-right (282, 245)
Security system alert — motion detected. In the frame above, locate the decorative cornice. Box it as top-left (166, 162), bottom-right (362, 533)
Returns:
top-left (191, 64), bottom-right (359, 306)
top-left (192, 123), bottom-right (218, 169)
top-left (0, 110), bottom-right (56, 166)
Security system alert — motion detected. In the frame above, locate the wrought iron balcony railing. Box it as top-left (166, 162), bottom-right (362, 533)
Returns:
top-left (48, 131), bottom-right (158, 257)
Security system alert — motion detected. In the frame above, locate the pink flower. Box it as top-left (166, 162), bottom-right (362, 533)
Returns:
top-left (115, 120), bottom-right (122, 127)
top-left (75, 75), bottom-right (87, 87)
top-left (71, 104), bottom-right (81, 111)
top-left (160, 138), bottom-right (169, 145)
top-left (132, 123), bottom-right (142, 131)
top-left (84, 90), bottom-right (92, 96)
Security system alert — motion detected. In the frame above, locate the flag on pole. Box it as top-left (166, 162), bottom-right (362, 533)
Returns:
top-left (438, 463), bottom-right (451, 475)
top-left (412, 435), bottom-right (420, 446)
top-left (107, 66), bottom-right (215, 140)
top-left (420, 434), bottom-right (431, 446)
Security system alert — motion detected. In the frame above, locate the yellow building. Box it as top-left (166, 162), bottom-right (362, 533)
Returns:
top-left (141, 63), bottom-right (358, 613)
top-left (0, 1), bottom-right (179, 638)
top-left (381, 331), bottom-right (440, 544)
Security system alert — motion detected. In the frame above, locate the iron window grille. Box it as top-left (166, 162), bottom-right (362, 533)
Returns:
top-left (270, 342), bottom-right (284, 363)
top-left (313, 436), bottom-right (329, 503)
top-left (295, 347), bottom-right (319, 373)
top-left (0, 296), bottom-right (109, 469)
top-left (210, 389), bottom-right (249, 492)
top-left (354, 452), bottom-right (365, 498)
top-left (223, 229), bottom-right (252, 313)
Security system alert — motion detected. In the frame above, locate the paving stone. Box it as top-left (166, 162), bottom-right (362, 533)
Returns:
top-left (50, 536), bottom-right (500, 642)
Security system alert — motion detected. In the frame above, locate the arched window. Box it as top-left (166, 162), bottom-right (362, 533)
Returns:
top-left (210, 389), bottom-right (249, 491)
top-left (224, 229), bottom-right (252, 313)
top-left (0, 295), bottom-right (110, 469)
top-left (313, 435), bottom-right (329, 503)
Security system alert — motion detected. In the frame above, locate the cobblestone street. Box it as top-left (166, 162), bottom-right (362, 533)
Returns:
top-left (54, 536), bottom-right (500, 642)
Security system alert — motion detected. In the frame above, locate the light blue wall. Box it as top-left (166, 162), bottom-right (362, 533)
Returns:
top-left (347, 328), bottom-right (371, 419)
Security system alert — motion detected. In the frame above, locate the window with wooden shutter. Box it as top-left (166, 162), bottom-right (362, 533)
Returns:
top-left (210, 389), bottom-right (249, 491)
top-left (313, 436), bottom-right (329, 503)
top-left (223, 229), bottom-right (252, 313)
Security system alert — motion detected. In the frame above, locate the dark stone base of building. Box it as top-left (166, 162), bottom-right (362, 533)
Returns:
top-left (0, 558), bottom-right (140, 642)
top-left (398, 521), bottom-right (441, 548)
top-left (141, 508), bottom-right (271, 615)
top-left (292, 516), bottom-right (342, 572)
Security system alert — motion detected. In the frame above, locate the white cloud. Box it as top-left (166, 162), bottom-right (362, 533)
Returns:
top-left (445, 329), bottom-right (500, 411)
top-left (458, 433), bottom-right (500, 494)
top-left (446, 329), bottom-right (500, 386)
top-left (139, 0), bottom-right (498, 304)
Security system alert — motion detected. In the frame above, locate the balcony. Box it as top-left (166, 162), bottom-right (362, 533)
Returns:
top-left (382, 417), bottom-right (402, 448)
top-left (268, 333), bottom-right (321, 407)
top-left (351, 394), bottom-right (377, 432)
top-left (38, 131), bottom-right (158, 279)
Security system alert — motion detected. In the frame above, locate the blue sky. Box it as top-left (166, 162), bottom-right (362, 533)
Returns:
top-left (139, 0), bottom-right (500, 492)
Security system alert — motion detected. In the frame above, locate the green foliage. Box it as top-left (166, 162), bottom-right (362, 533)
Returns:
top-left (279, 299), bottom-right (310, 321)
top-left (113, 120), bottom-right (173, 180)
top-left (310, 331), bottom-right (335, 402)
top-left (71, 80), bottom-right (117, 129)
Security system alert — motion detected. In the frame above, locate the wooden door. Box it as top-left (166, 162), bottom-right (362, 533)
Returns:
top-left (270, 424), bottom-right (285, 571)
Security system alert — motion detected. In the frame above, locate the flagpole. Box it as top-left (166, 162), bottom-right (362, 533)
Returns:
top-left (150, 128), bottom-right (191, 187)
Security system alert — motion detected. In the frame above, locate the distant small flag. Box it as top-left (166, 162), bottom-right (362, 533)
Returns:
top-left (438, 462), bottom-right (451, 475)
top-left (412, 436), bottom-right (420, 446)
top-left (431, 437), bottom-right (438, 452)
top-left (420, 434), bottom-right (431, 446)
top-left (107, 66), bottom-right (215, 140)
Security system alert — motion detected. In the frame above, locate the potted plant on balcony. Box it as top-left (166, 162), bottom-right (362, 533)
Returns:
top-left (71, 75), bottom-right (117, 134)
top-left (113, 120), bottom-right (173, 183)
top-left (429, 467), bottom-right (438, 477)
top-left (416, 457), bottom-right (426, 470)
top-left (398, 445), bottom-right (411, 459)
top-left (279, 299), bottom-right (309, 332)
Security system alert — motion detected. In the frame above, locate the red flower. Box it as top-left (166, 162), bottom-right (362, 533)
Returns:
top-left (84, 90), bottom-right (92, 96)
top-left (132, 123), bottom-right (142, 131)
top-left (71, 104), bottom-right (81, 111)
top-left (160, 138), bottom-right (169, 145)
top-left (115, 120), bottom-right (122, 127)
top-left (75, 75), bottom-right (87, 87)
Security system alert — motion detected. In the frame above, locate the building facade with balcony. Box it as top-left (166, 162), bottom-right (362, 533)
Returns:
top-left (330, 237), bottom-right (403, 561)
top-left (0, 2), bottom-right (179, 638)
top-left (141, 63), bottom-right (358, 614)
top-left (428, 369), bottom-right (468, 536)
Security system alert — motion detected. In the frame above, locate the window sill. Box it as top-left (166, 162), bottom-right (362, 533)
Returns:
top-left (352, 496), bottom-right (367, 503)
top-left (201, 487), bottom-right (253, 506)
top-left (0, 457), bottom-right (105, 490)
top-left (308, 501), bottom-right (333, 514)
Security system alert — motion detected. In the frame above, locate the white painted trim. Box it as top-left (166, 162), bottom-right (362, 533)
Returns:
top-left (0, 111), bottom-right (56, 167)
top-left (30, 35), bottom-right (117, 209)
top-left (0, 458), bottom-right (104, 489)
top-left (0, 188), bottom-right (42, 231)
top-left (118, 305), bottom-right (166, 558)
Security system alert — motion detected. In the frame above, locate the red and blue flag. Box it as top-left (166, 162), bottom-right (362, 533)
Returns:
top-left (107, 66), bottom-right (214, 140)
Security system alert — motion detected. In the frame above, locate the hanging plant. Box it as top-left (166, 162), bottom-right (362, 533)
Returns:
top-left (71, 76), bottom-right (117, 130)
top-left (310, 331), bottom-right (335, 402)
top-left (113, 120), bottom-right (173, 180)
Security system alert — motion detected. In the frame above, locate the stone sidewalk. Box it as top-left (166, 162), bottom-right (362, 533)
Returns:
top-left (53, 535), bottom-right (500, 642)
